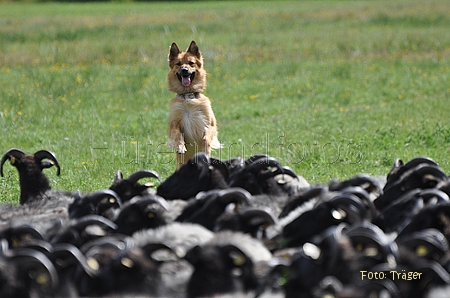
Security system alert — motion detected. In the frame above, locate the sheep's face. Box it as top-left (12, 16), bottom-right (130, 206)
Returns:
top-left (16, 155), bottom-right (41, 177)
top-left (185, 244), bottom-right (256, 297)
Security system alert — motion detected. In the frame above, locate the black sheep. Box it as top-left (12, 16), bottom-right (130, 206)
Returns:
top-left (1, 148), bottom-right (66, 204)
top-left (157, 152), bottom-right (229, 200)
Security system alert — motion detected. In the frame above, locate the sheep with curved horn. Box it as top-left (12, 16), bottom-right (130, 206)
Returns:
top-left (109, 169), bottom-right (162, 202)
top-left (157, 152), bottom-right (229, 200)
top-left (228, 156), bottom-right (291, 195)
top-left (1, 148), bottom-right (64, 204)
top-left (175, 187), bottom-right (252, 230)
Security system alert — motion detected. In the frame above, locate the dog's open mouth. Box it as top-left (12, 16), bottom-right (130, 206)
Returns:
top-left (177, 72), bottom-right (195, 87)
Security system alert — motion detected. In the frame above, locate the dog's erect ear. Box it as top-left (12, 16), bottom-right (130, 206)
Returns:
top-left (187, 40), bottom-right (201, 58)
top-left (169, 42), bottom-right (181, 61)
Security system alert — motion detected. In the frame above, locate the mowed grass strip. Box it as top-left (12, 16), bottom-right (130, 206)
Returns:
top-left (1, 0), bottom-right (450, 204)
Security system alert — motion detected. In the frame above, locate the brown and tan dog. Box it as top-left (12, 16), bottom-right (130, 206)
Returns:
top-left (167, 40), bottom-right (221, 170)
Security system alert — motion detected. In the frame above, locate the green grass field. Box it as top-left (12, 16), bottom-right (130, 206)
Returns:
top-left (1, 0), bottom-right (450, 204)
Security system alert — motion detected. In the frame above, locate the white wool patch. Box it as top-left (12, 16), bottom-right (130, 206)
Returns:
top-left (129, 222), bottom-right (214, 257)
top-left (164, 200), bottom-right (188, 223)
top-left (209, 231), bottom-right (272, 262)
top-left (425, 286), bottom-right (450, 298)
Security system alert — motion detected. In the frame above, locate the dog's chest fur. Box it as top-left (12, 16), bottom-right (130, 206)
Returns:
top-left (173, 95), bottom-right (208, 143)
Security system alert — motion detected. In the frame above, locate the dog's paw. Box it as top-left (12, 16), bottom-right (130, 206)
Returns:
top-left (176, 144), bottom-right (187, 154)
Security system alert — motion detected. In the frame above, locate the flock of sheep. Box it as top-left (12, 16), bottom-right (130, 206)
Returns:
top-left (1, 147), bottom-right (450, 297)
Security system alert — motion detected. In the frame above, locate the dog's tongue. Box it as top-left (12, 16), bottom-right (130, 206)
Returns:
top-left (182, 76), bottom-right (191, 87)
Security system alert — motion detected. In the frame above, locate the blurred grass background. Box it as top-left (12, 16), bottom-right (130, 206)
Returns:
top-left (1, 0), bottom-right (450, 204)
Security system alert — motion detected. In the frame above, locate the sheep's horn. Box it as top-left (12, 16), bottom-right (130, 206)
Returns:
top-left (73, 214), bottom-right (118, 231)
top-left (419, 189), bottom-right (449, 203)
top-left (341, 187), bottom-right (377, 219)
top-left (345, 222), bottom-right (398, 261)
top-left (405, 156), bottom-right (439, 170)
top-left (247, 156), bottom-right (280, 168)
top-left (34, 150), bottom-right (61, 176)
top-left (329, 174), bottom-right (381, 192)
top-left (384, 165), bottom-right (447, 195)
top-left (280, 166), bottom-right (298, 179)
top-left (387, 157), bottom-right (439, 183)
top-left (69, 190), bottom-right (122, 219)
top-left (84, 189), bottom-right (122, 207)
top-left (142, 242), bottom-right (176, 259)
top-left (129, 195), bottom-right (170, 211)
top-left (240, 207), bottom-right (276, 227)
top-left (345, 222), bottom-right (391, 246)
top-left (247, 156), bottom-right (283, 174)
top-left (127, 170), bottom-right (162, 184)
top-left (264, 165), bottom-right (299, 181)
top-left (396, 229), bottom-right (449, 256)
top-left (1, 224), bottom-right (45, 242)
top-left (0, 239), bottom-right (8, 253)
top-left (15, 239), bottom-right (52, 255)
top-left (218, 188), bottom-right (252, 206)
top-left (52, 243), bottom-right (99, 278)
top-left (6, 248), bottom-right (59, 290)
top-left (327, 193), bottom-right (367, 219)
top-left (1, 148), bottom-right (25, 177)
top-left (420, 261), bottom-right (450, 284)
top-left (414, 164), bottom-right (447, 180)
top-left (245, 154), bottom-right (269, 165)
top-left (80, 236), bottom-right (126, 254)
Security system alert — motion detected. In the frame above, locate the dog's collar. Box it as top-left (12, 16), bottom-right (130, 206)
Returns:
top-left (177, 92), bottom-right (199, 100)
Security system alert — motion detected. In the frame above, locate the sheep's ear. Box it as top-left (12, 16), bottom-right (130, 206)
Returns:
top-left (114, 170), bottom-right (123, 182)
top-left (221, 245), bottom-right (248, 266)
top-left (1, 148), bottom-right (25, 176)
top-left (41, 160), bottom-right (55, 169)
top-left (40, 159), bottom-right (61, 176)
top-left (229, 250), bottom-right (247, 266)
top-left (393, 158), bottom-right (404, 169)
top-left (7, 248), bottom-right (59, 290)
top-left (86, 257), bottom-right (100, 271)
top-left (128, 170), bottom-right (162, 184)
top-left (120, 257), bottom-right (135, 268)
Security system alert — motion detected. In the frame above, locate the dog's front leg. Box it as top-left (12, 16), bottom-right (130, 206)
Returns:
top-left (169, 125), bottom-right (187, 154)
top-left (175, 133), bottom-right (186, 154)
top-left (202, 127), bottom-right (215, 156)
top-left (201, 138), bottom-right (210, 156)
